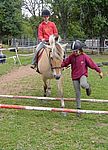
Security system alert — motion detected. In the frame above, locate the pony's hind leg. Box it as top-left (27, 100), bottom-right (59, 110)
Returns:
top-left (43, 78), bottom-right (51, 97)
top-left (43, 79), bottom-right (51, 98)
top-left (44, 85), bottom-right (47, 97)
top-left (43, 78), bottom-right (47, 97)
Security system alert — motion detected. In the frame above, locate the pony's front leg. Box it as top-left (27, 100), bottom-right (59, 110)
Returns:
top-left (57, 76), bottom-right (65, 108)
top-left (57, 77), bottom-right (67, 116)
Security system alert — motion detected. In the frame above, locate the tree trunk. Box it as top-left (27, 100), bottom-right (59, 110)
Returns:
top-left (99, 36), bottom-right (105, 54)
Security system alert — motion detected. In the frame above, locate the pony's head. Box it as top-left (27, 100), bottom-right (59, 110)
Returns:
top-left (45, 35), bottom-right (68, 80)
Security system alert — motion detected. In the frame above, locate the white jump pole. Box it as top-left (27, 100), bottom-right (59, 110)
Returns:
top-left (0, 104), bottom-right (108, 115)
top-left (0, 94), bottom-right (108, 103)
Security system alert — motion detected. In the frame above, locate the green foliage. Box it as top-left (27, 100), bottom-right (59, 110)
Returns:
top-left (22, 18), bottom-right (34, 38)
top-left (79, 0), bottom-right (108, 38)
top-left (51, 0), bottom-right (79, 39)
top-left (29, 15), bottom-right (42, 39)
top-left (93, 15), bottom-right (108, 37)
top-left (68, 22), bottom-right (86, 39)
top-left (0, 0), bottom-right (22, 41)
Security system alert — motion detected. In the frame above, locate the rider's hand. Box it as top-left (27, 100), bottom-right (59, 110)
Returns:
top-left (55, 35), bottom-right (59, 41)
top-left (66, 65), bottom-right (70, 69)
top-left (41, 38), bottom-right (45, 42)
top-left (99, 72), bottom-right (103, 78)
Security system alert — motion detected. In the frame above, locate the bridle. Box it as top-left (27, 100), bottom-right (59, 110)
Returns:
top-left (48, 49), bottom-right (62, 71)
top-left (44, 41), bottom-right (65, 71)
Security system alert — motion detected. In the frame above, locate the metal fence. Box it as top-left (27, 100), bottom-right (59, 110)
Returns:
top-left (11, 38), bottom-right (37, 47)
top-left (10, 38), bottom-right (108, 55)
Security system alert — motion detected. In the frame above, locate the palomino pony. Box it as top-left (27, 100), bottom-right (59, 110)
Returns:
top-left (37, 35), bottom-right (67, 109)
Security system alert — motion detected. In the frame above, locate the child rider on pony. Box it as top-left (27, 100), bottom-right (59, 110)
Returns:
top-left (31, 9), bottom-right (58, 69)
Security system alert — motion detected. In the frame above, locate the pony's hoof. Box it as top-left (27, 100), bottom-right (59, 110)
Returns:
top-left (76, 112), bottom-right (81, 117)
top-left (61, 112), bottom-right (67, 116)
top-left (46, 92), bottom-right (51, 97)
top-left (41, 100), bottom-right (48, 103)
top-left (44, 94), bottom-right (46, 97)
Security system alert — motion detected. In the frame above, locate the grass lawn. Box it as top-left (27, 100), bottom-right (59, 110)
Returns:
top-left (0, 51), bottom-right (108, 150)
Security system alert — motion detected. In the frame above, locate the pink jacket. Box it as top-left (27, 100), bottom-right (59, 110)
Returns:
top-left (38, 21), bottom-right (58, 42)
top-left (61, 53), bottom-right (101, 80)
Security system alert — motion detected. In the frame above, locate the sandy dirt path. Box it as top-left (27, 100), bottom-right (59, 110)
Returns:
top-left (0, 65), bottom-right (37, 94)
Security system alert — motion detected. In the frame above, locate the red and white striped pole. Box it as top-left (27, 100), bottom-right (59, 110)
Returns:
top-left (0, 104), bottom-right (108, 115)
top-left (0, 94), bottom-right (108, 103)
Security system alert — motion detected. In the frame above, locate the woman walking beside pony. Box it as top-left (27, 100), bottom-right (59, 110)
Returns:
top-left (61, 40), bottom-right (103, 109)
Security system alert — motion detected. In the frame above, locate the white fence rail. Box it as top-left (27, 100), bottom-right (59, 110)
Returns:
top-left (0, 46), bottom-right (36, 65)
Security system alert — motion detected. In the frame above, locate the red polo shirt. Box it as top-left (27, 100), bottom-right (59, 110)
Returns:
top-left (38, 21), bottom-right (58, 42)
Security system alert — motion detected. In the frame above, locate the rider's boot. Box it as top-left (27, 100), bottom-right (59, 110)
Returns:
top-left (30, 63), bottom-right (37, 69)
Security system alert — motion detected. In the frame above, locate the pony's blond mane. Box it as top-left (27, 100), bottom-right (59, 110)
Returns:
top-left (55, 43), bottom-right (64, 60)
top-left (48, 35), bottom-right (64, 60)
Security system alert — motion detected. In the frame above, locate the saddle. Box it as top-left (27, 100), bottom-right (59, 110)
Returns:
top-left (36, 48), bottom-right (45, 73)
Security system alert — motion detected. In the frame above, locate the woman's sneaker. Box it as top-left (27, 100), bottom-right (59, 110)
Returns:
top-left (86, 86), bottom-right (91, 96)
top-left (76, 108), bottom-right (81, 117)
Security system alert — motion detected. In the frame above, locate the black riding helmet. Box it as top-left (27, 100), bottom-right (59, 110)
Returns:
top-left (42, 9), bottom-right (50, 16)
top-left (71, 40), bottom-right (83, 51)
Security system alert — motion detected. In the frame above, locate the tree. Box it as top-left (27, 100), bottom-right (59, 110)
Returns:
top-left (22, 0), bottom-right (44, 16)
top-left (22, 18), bottom-right (34, 38)
top-left (51, 0), bottom-right (75, 39)
top-left (46, 0), bottom-right (85, 40)
top-left (79, 0), bottom-right (108, 52)
top-left (29, 15), bottom-right (42, 40)
top-left (0, 0), bottom-right (22, 42)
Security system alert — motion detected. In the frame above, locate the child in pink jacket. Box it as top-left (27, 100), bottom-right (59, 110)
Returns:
top-left (61, 40), bottom-right (103, 109)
